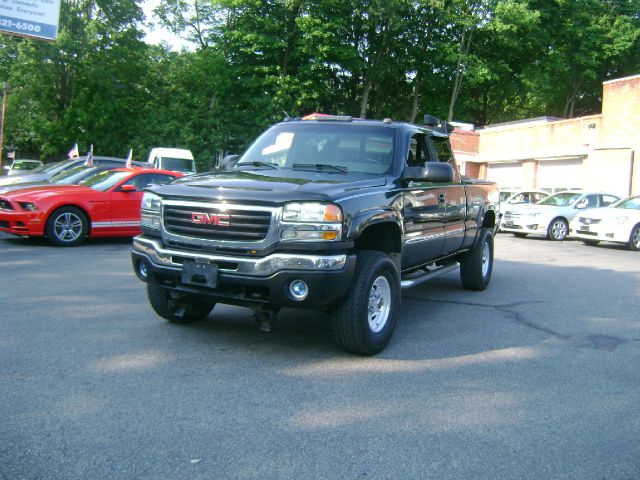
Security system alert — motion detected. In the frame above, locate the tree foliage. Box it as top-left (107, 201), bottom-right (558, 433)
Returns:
top-left (1, 0), bottom-right (638, 166)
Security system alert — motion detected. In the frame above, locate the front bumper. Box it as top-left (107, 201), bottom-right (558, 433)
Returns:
top-left (499, 217), bottom-right (548, 236)
top-left (0, 210), bottom-right (44, 236)
top-left (131, 235), bottom-right (357, 309)
top-left (569, 222), bottom-right (630, 244)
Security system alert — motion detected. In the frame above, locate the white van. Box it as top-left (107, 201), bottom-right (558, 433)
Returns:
top-left (147, 148), bottom-right (196, 175)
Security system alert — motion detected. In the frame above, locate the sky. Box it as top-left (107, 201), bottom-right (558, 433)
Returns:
top-left (141, 0), bottom-right (194, 51)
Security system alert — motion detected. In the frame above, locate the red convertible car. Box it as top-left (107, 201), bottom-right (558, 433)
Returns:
top-left (0, 168), bottom-right (182, 246)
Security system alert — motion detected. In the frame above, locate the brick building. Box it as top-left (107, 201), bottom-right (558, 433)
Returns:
top-left (450, 74), bottom-right (640, 196)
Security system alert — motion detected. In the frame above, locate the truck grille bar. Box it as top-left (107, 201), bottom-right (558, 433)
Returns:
top-left (163, 203), bottom-right (273, 242)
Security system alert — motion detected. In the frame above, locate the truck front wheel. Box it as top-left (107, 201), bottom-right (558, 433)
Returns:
top-left (147, 281), bottom-right (215, 323)
top-left (331, 250), bottom-right (400, 355)
top-left (460, 228), bottom-right (494, 291)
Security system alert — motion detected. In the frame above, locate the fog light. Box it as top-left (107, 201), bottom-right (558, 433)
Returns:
top-left (289, 280), bottom-right (308, 301)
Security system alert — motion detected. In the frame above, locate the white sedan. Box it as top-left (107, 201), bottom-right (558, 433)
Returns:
top-left (501, 191), bottom-right (621, 241)
top-left (569, 195), bottom-right (640, 250)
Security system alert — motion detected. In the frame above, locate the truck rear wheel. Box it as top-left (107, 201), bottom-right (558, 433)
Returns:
top-left (460, 228), bottom-right (494, 291)
top-left (331, 250), bottom-right (400, 355)
top-left (147, 281), bottom-right (215, 323)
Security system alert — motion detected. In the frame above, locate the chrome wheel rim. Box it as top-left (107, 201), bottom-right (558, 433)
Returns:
top-left (54, 212), bottom-right (83, 242)
top-left (632, 227), bottom-right (640, 249)
top-left (481, 241), bottom-right (491, 277)
top-left (551, 220), bottom-right (567, 240)
top-left (367, 275), bottom-right (391, 333)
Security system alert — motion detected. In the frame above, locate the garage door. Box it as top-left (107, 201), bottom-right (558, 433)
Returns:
top-left (537, 158), bottom-right (583, 193)
top-left (486, 162), bottom-right (522, 190)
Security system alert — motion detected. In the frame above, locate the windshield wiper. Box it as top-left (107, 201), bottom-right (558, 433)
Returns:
top-left (235, 161), bottom-right (279, 170)
top-left (292, 163), bottom-right (348, 174)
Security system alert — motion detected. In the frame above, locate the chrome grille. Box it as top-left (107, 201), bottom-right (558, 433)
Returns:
top-left (163, 203), bottom-right (272, 241)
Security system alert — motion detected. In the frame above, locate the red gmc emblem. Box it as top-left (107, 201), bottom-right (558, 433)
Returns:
top-left (191, 212), bottom-right (230, 226)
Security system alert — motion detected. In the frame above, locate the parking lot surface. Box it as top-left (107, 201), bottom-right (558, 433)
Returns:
top-left (1, 232), bottom-right (639, 479)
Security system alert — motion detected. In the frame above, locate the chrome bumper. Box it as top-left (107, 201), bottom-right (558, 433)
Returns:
top-left (132, 236), bottom-right (348, 277)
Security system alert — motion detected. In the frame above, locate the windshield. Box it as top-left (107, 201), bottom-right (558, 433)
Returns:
top-left (79, 170), bottom-right (130, 192)
top-left (611, 196), bottom-right (640, 210)
top-left (538, 192), bottom-right (581, 207)
top-left (50, 166), bottom-right (94, 184)
top-left (161, 157), bottom-right (195, 173)
top-left (37, 160), bottom-right (67, 174)
top-left (236, 123), bottom-right (396, 175)
top-left (12, 160), bottom-right (41, 171)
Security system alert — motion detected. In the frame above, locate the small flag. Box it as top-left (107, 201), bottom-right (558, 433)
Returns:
top-left (68, 143), bottom-right (79, 158)
top-left (125, 149), bottom-right (133, 168)
top-left (85, 145), bottom-right (94, 166)
top-left (7, 151), bottom-right (15, 160)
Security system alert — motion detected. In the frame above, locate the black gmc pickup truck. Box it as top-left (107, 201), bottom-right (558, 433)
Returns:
top-left (132, 114), bottom-right (499, 355)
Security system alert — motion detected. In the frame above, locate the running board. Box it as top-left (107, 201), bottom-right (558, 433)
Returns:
top-left (400, 262), bottom-right (459, 289)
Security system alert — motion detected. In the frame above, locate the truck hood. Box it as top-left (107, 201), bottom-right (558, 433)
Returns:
top-left (151, 170), bottom-right (389, 203)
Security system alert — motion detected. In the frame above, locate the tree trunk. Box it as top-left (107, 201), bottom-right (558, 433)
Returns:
top-left (448, 27), bottom-right (473, 122)
top-left (408, 73), bottom-right (420, 123)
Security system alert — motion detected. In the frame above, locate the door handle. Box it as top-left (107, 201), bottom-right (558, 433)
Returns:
top-left (438, 193), bottom-right (446, 204)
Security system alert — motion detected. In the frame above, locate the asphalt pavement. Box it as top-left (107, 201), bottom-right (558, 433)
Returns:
top-left (1, 232), bottom-right (639, 479)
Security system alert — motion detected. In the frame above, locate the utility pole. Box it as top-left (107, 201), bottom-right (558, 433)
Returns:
top-left (0, 83), bottom-right (7, 172)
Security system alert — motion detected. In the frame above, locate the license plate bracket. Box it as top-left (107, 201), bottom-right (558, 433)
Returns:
top-left (181, 261), bottom-right (218, 288)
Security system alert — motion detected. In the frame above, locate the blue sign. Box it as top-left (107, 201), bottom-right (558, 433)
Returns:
top-left (0, 0), bottom-right (61, 41)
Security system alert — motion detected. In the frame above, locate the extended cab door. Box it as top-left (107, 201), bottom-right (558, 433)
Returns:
top-left (428, 134), bottom-right (466, 255)
top-left (401, 132), bottom-right (447, 269)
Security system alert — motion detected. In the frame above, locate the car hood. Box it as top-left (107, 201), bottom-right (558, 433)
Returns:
top-left (150, 170), bottom-right (389, 203)
top-left (576, 206), bottom-right (640, 221)
top-left (3, 184), bottom-right (92, 201)
top-left (0, 172), bottom-right (50, 186)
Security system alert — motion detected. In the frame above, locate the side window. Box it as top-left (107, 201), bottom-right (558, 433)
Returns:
top-left (120, 174), bottom-right (174, 191)
top-left (601, 195), bottom-right (618, 207)
top-left (533, 193), bottom-right (547, 203)
top-left (407, 134), bottom-right (428, 167)
top-left (585, 195), bottom-right (598, 208)
top-left (431, 136), bottom-right (454, 163)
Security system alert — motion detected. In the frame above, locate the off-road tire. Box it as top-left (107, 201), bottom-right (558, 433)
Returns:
top-left (45, 206), bottom-right (89, 247)
top-left (547, 217), bottom-right (568, 241)
top-left (147, 281), bottom-right (215, 323)
top-left (460, 228), bottom-right (494, 291)
top-left (331, 250), bottom-right (400, 355)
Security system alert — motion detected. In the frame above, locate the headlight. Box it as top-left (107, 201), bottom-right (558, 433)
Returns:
top-left (141, 192), bottom-right (162, 212)
top-left (282, 202), bottom-right (342, 223)
top-left (281, 202), bottom-right (343, 242)
top-left (18, 202), bottom-right (38, 211)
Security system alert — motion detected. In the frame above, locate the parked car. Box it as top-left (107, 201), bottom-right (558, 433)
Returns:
top-left (569, 195), bottom-right (640, 250)
top-left (498, 190), bottom-right (549, 231)
top-left (0, 168), bottom-right (183, 246)
top-left (3, 159), bottom-right (44, 176)
top-left (0, 156), bottom-right (135, 187)
top-left (500, 191), bottom-right (621, 240)
top-left (0, 161), bottom-right (149, 195)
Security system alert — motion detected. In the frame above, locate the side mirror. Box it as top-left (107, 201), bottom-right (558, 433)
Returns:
top-left (403, 162), bottom-right (454, 183)
top-left (575, 200), bottom-right (588, 209)
top-left (119, 184), bottom-right (138, 192)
